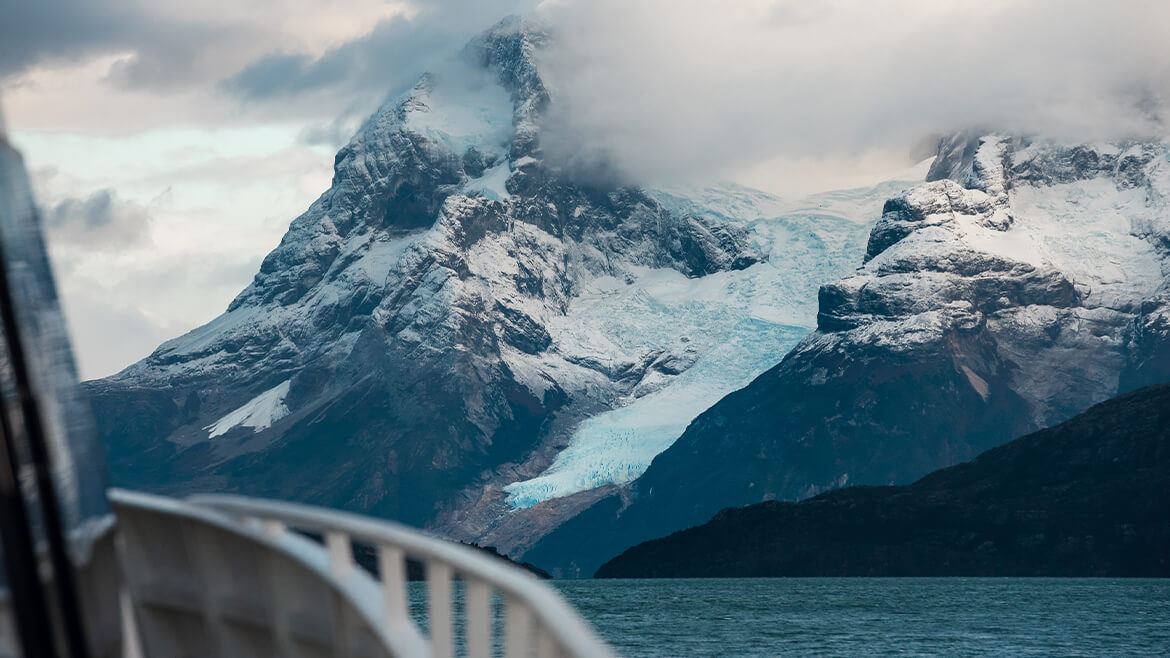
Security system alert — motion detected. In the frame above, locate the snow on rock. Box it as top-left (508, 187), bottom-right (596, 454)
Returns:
top-left (205, 380), bottom-right (291, 438)
top-left (401, 70), bottom-right (513, 157)
top-left (462, 160), bottom-right (512, 201)
top-left (833, 135), bottom-right (1170, 424)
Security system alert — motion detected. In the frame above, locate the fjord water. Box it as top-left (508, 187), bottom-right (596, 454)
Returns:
top-left (554, 578), bottom-right (1170, 656)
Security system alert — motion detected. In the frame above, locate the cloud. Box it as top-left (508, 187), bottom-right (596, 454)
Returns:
top-left (0, 0), bottom-right (132, 77)
top-left (535, 0), bottom-right (1170, 189)
top-left (52, 248), bottom-right (263, 379)
top-left (43, 188), bottom-right (151, 250)
top-left (2, 0), bottom-right (535, 137)
top-left (12, 0), bottom-right (1170, 375)
top-left (297, 115), bottom-right (360, 148)
top-left (10, 0), bottom-right (1167, 165)
top-left (26, 136), bottom-right (334, 379)
top-left (1, 0), bottom-right (415, 94)
top-left (221, 0), bottom-right (537, 103)
top-left (53, 285), bottom-right (184, 380)
top-left (0, 0), bottom-right (235, 89)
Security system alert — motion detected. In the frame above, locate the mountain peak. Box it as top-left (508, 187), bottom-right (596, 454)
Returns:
top-left (464, 15), bottom-right (551, 162)
top-left (92, 17), bottom-right (767, 532)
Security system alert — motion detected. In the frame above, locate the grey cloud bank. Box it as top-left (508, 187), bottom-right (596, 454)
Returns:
top-left (535, 0), bottom-right (1170, 187)
top-left (220, 0), bottom-right (538, 128)
top-left (6, 0), bottom-right (1165, 179)
top-left (0, 0), bottom-right (132, 77)
top-left (44, 188), bottom-right (151, 249)
top-left (0, 0), bottom-right (245, 90)
top-left (6, 0), bottom-right (1170, 378)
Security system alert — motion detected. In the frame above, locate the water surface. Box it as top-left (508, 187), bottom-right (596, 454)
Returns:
top-left (553, 578), bottom-right (1170, 657)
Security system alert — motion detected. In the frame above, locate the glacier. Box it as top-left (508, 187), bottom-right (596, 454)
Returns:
top-left (503, 163), bottom-right (933, 507)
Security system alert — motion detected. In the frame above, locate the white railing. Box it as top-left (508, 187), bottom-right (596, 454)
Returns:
top-left (186, 494), bottom-right (613, 658)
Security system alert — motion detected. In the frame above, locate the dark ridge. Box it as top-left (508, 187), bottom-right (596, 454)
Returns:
top-left (597, 383), bottom-right (1170, 578)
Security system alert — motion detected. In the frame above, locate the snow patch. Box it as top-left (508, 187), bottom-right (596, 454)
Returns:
top-left (206, 380), bottom-right (292, 438)
top-left (351, 233), bottom-right (417, 285)
top-left (462, 160), bottom-right (512, 201)
top-left (960, 178), bottom-right (1165, 308)
top-left (402, 71), bottom-right (513, 157)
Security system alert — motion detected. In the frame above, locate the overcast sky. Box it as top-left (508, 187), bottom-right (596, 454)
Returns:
top-left (1, 0), bottom-right (1168, 379)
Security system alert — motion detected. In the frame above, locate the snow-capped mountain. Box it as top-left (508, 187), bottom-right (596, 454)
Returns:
top-left (525, 132), bottom-right (1170, 576)
top-left (440, 171), bottom-right (926, 551)
top-left (88, 17), bottom-right (901, 535)
top-left (93, 15), bottom-right (1169, 577)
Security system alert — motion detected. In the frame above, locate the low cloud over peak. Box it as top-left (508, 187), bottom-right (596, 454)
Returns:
top-left (221, 1), bottom-right (537, 103)
top-left (5, 0), bottom-right (1170, 377)
top-left (535, 0), bottom-right (1170, 190)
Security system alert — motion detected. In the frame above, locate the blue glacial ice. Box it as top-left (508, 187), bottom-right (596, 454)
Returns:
top-left (504, 168), bottom-right (930, 508)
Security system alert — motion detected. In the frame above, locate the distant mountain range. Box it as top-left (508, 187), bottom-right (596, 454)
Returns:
top-left (597, 383), bottom-right (1170, 578)
top-left (524, 133), bottom-right (1170, 577)
top-left (87, 16), bottom-right (1170, 578)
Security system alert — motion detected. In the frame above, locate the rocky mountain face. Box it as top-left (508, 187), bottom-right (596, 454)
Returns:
top-left (88, 13), bottom-right (1170, 576)
top-left (597, 383), bottom-right (1170, 578)
top-left (89, 18), bottom-right (770, 527)
top-left (525, 133), bottom-right (1170, 576)
top-left (91, 16), bottom-right (923, 545)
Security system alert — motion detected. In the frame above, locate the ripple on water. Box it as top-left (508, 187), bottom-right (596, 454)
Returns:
top-left (552, 578), bottom-right (1170, 657)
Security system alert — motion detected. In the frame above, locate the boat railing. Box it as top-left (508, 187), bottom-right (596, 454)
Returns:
top-left (185, 493), bottom-right (613, 658)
